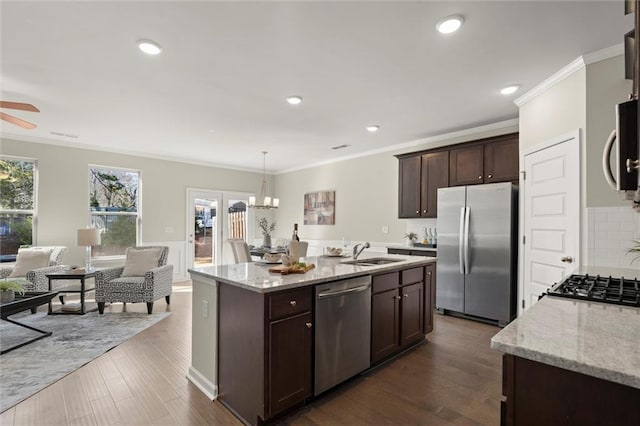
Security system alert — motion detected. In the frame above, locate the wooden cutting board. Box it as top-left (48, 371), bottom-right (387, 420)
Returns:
top-left (268, 263), bottom-right (316, 275)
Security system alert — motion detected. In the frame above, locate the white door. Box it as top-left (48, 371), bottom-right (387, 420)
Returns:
top-left (186, 189), bottom-right (253, 269)
top-left (521, 132), bottom-right (580, 312)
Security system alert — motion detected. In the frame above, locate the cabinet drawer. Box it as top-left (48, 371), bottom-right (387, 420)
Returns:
top-left (401, 267), bottom-right (423, 285)
top-left (372, 272), bottom-right (399, 294)
top-left (269, 287), bottom-right (311, 320)
top-left (388, 248), bottom-right (410, 255)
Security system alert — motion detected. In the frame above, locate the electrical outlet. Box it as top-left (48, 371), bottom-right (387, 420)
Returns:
top-left (381, 226), bottom-right (389, 234)
top-left (202, 300), bottom-right (208, 318)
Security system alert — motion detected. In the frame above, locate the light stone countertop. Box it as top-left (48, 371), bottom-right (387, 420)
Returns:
top-left (189, 253), bottom-right (437, 293)
top-left (491, 295), bottom-right (640, 389)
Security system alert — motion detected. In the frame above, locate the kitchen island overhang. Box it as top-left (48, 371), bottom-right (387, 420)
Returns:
top-left (187, 253), bottom-right (437, 424)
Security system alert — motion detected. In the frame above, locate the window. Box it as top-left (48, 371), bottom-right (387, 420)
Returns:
top-left (0, 157), bottom-right (36, 261)
top-left (89, 166), bottom-right (140, 257)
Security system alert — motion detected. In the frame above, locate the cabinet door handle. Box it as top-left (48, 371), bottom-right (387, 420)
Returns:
top-left (423, 209), bottom-right (427, 213)
top-left (487, 174), bottom-right (493, 179)
top-left (290, 300), bottom-right (297, 306)
top-left (305, 322), bottom-right (312, 329)
top-left (427, 271), bottom-right (431, 276)
top-left (416, 210), bottom-right (419, 214)
top-left (478, 175), bottom-right (482, 180)
top-left (394, 295), bottom-right (402, 300)
top-left (403, 294), bottom-right (409, 298)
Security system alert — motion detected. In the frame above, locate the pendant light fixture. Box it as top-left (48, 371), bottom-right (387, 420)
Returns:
top-left (248, 151), bottom-right (279, 209)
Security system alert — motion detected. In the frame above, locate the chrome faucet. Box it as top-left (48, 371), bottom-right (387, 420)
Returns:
top-left (352, 242), bottom-right (370, 259)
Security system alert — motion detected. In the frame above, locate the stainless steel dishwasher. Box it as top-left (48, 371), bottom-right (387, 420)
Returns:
top-left (314, 275), bottom-right (371, 395)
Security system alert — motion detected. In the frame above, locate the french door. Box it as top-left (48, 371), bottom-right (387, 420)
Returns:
top-left (186, 189), bottom-right (253, 268)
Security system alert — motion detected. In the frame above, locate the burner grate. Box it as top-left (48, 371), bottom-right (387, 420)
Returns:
top-left (547, 274), bottom-right (640, 307)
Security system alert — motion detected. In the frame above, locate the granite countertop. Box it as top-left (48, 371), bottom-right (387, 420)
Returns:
top-left (491, 296), bottom-right (640, 389)
top-left (188, 254), bottom-right (437, 293)
top-left (386, 244), bottom-right (438, 252)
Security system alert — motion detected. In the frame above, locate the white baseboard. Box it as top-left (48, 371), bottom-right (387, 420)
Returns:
top-left (186, 366), bottom-right (218, 400)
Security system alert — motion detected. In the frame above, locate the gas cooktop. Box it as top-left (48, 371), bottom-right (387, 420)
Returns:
top-left (547, 274), bottom-right (640, 307)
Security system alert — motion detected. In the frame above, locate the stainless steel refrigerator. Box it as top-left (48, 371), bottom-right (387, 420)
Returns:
top-left (436, 182), bottom-right (518, 326)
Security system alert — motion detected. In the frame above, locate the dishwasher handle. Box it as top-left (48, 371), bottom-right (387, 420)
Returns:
top-left (317, 284), bottom-right (371, 299)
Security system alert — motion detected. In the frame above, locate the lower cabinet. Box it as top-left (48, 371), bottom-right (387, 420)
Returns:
top-left (424, 263), bottom-right (436, 334)
top-left (371, 266), bottom-right (433, 365)
top-left (218, 284), bottom-right (312, 425)
top-left (501, 354), bottom-right (640, 425)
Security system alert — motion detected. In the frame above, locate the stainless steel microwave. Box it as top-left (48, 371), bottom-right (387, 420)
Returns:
top-left (602, 99), bottom-right (639, 207)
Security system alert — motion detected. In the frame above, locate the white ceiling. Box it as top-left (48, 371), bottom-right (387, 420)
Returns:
top-left (0, 1), bottom-right (631, 173)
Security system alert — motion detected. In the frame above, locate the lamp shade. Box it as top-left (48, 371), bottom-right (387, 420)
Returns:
top-left (77, 228), bottom-right (101, 246)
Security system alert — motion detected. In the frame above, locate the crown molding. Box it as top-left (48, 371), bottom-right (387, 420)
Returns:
top-left (278, 118), bottom-right (519, 174)
top-left (514, 43), bottom-right (624, 107)
top-left (0, 132), bottom-right (269, 175)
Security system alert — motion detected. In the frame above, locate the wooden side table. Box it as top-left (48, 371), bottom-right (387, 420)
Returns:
top-left (46, 269), bottom-right (99, 315)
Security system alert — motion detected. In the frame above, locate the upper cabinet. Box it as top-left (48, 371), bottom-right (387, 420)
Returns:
top-left (398, 151), bottom-right (449, 218)
top-left (397, 133), bottom-right (519, 218)
top-left (450, 134), bottom-right (519, 186)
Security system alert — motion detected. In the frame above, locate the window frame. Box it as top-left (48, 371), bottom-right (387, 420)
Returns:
top-left (0, 155), bottom-right (38, 250)
top-left (88, 164), bottom-right (141, 260)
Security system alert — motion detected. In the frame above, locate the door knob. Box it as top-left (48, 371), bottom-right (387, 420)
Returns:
top-left (290, 300), bottom-right (297, 306)
top-left (305, 322), bottom-right (312, 329)
top-left (487, 174), bottom-right (493, 179)
top-left (478, 175), bottom-right (482, 180)
top-left (561, 256), bottom-right (573, 263)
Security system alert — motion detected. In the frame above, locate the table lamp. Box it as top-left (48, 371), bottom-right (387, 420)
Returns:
top-left (77, 228), bottom-right (101, 271)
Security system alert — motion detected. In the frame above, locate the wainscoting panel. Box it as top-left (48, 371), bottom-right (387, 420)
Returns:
top-left (144, 240), bottom-right (188, 281)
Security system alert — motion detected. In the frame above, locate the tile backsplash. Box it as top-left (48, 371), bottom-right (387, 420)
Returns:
top-left (586, 206), bottom-right (640, 269)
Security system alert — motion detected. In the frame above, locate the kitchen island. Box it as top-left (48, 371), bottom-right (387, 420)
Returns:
top-left (187, 253), bottom-right (437, 425)
top-left (491, 266), bottom-right (640, 425)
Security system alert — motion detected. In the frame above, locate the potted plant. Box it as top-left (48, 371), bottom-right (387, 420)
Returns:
top-left (404, 232), bottom-right (418, 246)
top-left (0, 279), bottom-right (25, 303)
top-left (257, 218), bottom-right (276, 248)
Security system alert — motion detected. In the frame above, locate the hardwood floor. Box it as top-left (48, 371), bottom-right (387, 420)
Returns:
top-left (1, 283), bottom-right (503, 426)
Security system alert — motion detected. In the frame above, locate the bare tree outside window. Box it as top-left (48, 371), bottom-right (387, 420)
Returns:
top-left (0, 158), bottom-right (35, 260)
top-left (89, 167), bottom-right (140, 257)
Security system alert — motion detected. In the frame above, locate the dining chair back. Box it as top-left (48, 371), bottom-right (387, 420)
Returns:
top-left (227, 239), bottom-right (252, 263)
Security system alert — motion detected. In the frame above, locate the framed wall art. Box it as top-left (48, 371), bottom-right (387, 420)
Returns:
top-left (304, 190), bottom-right (335, 225)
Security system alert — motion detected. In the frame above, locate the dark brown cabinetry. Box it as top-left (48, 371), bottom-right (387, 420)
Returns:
top-left (371, 266), bottom-right (431, 365)
top-left (397, 133), bottom-right (519, 217)
top-left (398, 151), bottom-right (449, 218)
top-left (388, 247), bottom-right (437, 257)
top-left (501, 354), bottom-right (640, 425)
top-left (218, 285), bottom-right (312, 425)
top-left (449, 134), bottom-right (519, 186)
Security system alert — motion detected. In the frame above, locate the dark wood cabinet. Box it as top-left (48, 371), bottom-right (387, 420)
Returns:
top-left (423, 263), bottom-right (436, 334)
top-left (398, 151), bottom-right (449, 218)
top-left (449, 144), bottom-right (485, 186)
top-left (397, 133), bottom-right (519, 217)
top-left (449, 134), bottom-right (519, 186)
top-left (421, 151), bottom-right (449, 217)
top-left (371, 288), bottom-right (400, 363)
top-left (398, 155), bottom-right (421, 218)
top-left (371, 266), bottom-right (432, 365)
top-left (388, 247), bottom-right (436, 257)
top-left (484, 137), bottom-right (519, 183)
top-left (218, 285), bottom-right (312, 425)
top-left (268, 312), bottom-right (312, 417)
top-left (501, 354), bottom-right (640, 425)
top-left (399, 282), bottom-right (424, 346)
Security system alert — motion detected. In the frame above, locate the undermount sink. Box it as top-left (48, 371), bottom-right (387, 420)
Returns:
top-left (341, 257), bottom-right (404, 266)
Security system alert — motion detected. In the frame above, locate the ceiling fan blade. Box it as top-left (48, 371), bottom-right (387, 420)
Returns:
top-left (0, 101), bottom-right (40, 112)
top-left (0, 112), bottom-right (37, 129)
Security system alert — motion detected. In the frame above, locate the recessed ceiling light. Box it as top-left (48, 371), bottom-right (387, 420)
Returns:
top-left (366, 125), bottom-right (380, 133)
top-left (500, 85), bottom-right (520, 95)
top-left (286, 96), bottom-right (302, 105)
top-left (436, 15), bottom-right (464, 34)
top-left (137, 39), bottom-right (163, 55)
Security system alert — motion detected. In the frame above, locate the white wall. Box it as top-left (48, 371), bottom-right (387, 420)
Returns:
top-left (1, 137), bottom-right (267, 270)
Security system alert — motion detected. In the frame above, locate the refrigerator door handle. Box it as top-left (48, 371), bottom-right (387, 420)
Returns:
top-left (459, 207), bottom-right (466, 274)
top-left (464, 206), bottom-right (470, 275)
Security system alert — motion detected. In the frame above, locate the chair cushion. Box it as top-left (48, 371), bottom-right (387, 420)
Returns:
top-left (9, 249), bottom-right (52, 277)
top-left (104, 276), bottom-right (147, 291)
top-left (121, 247), bottom-right (163, 277)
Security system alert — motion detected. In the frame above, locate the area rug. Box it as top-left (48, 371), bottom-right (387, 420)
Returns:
top-left (0, 310), bottom-right (170, 412)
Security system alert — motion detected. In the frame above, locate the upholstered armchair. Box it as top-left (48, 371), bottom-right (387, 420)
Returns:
top-left (95, 246), bottom-right (172, 314)
top-left (0, 246), bottom-right (67, 291)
